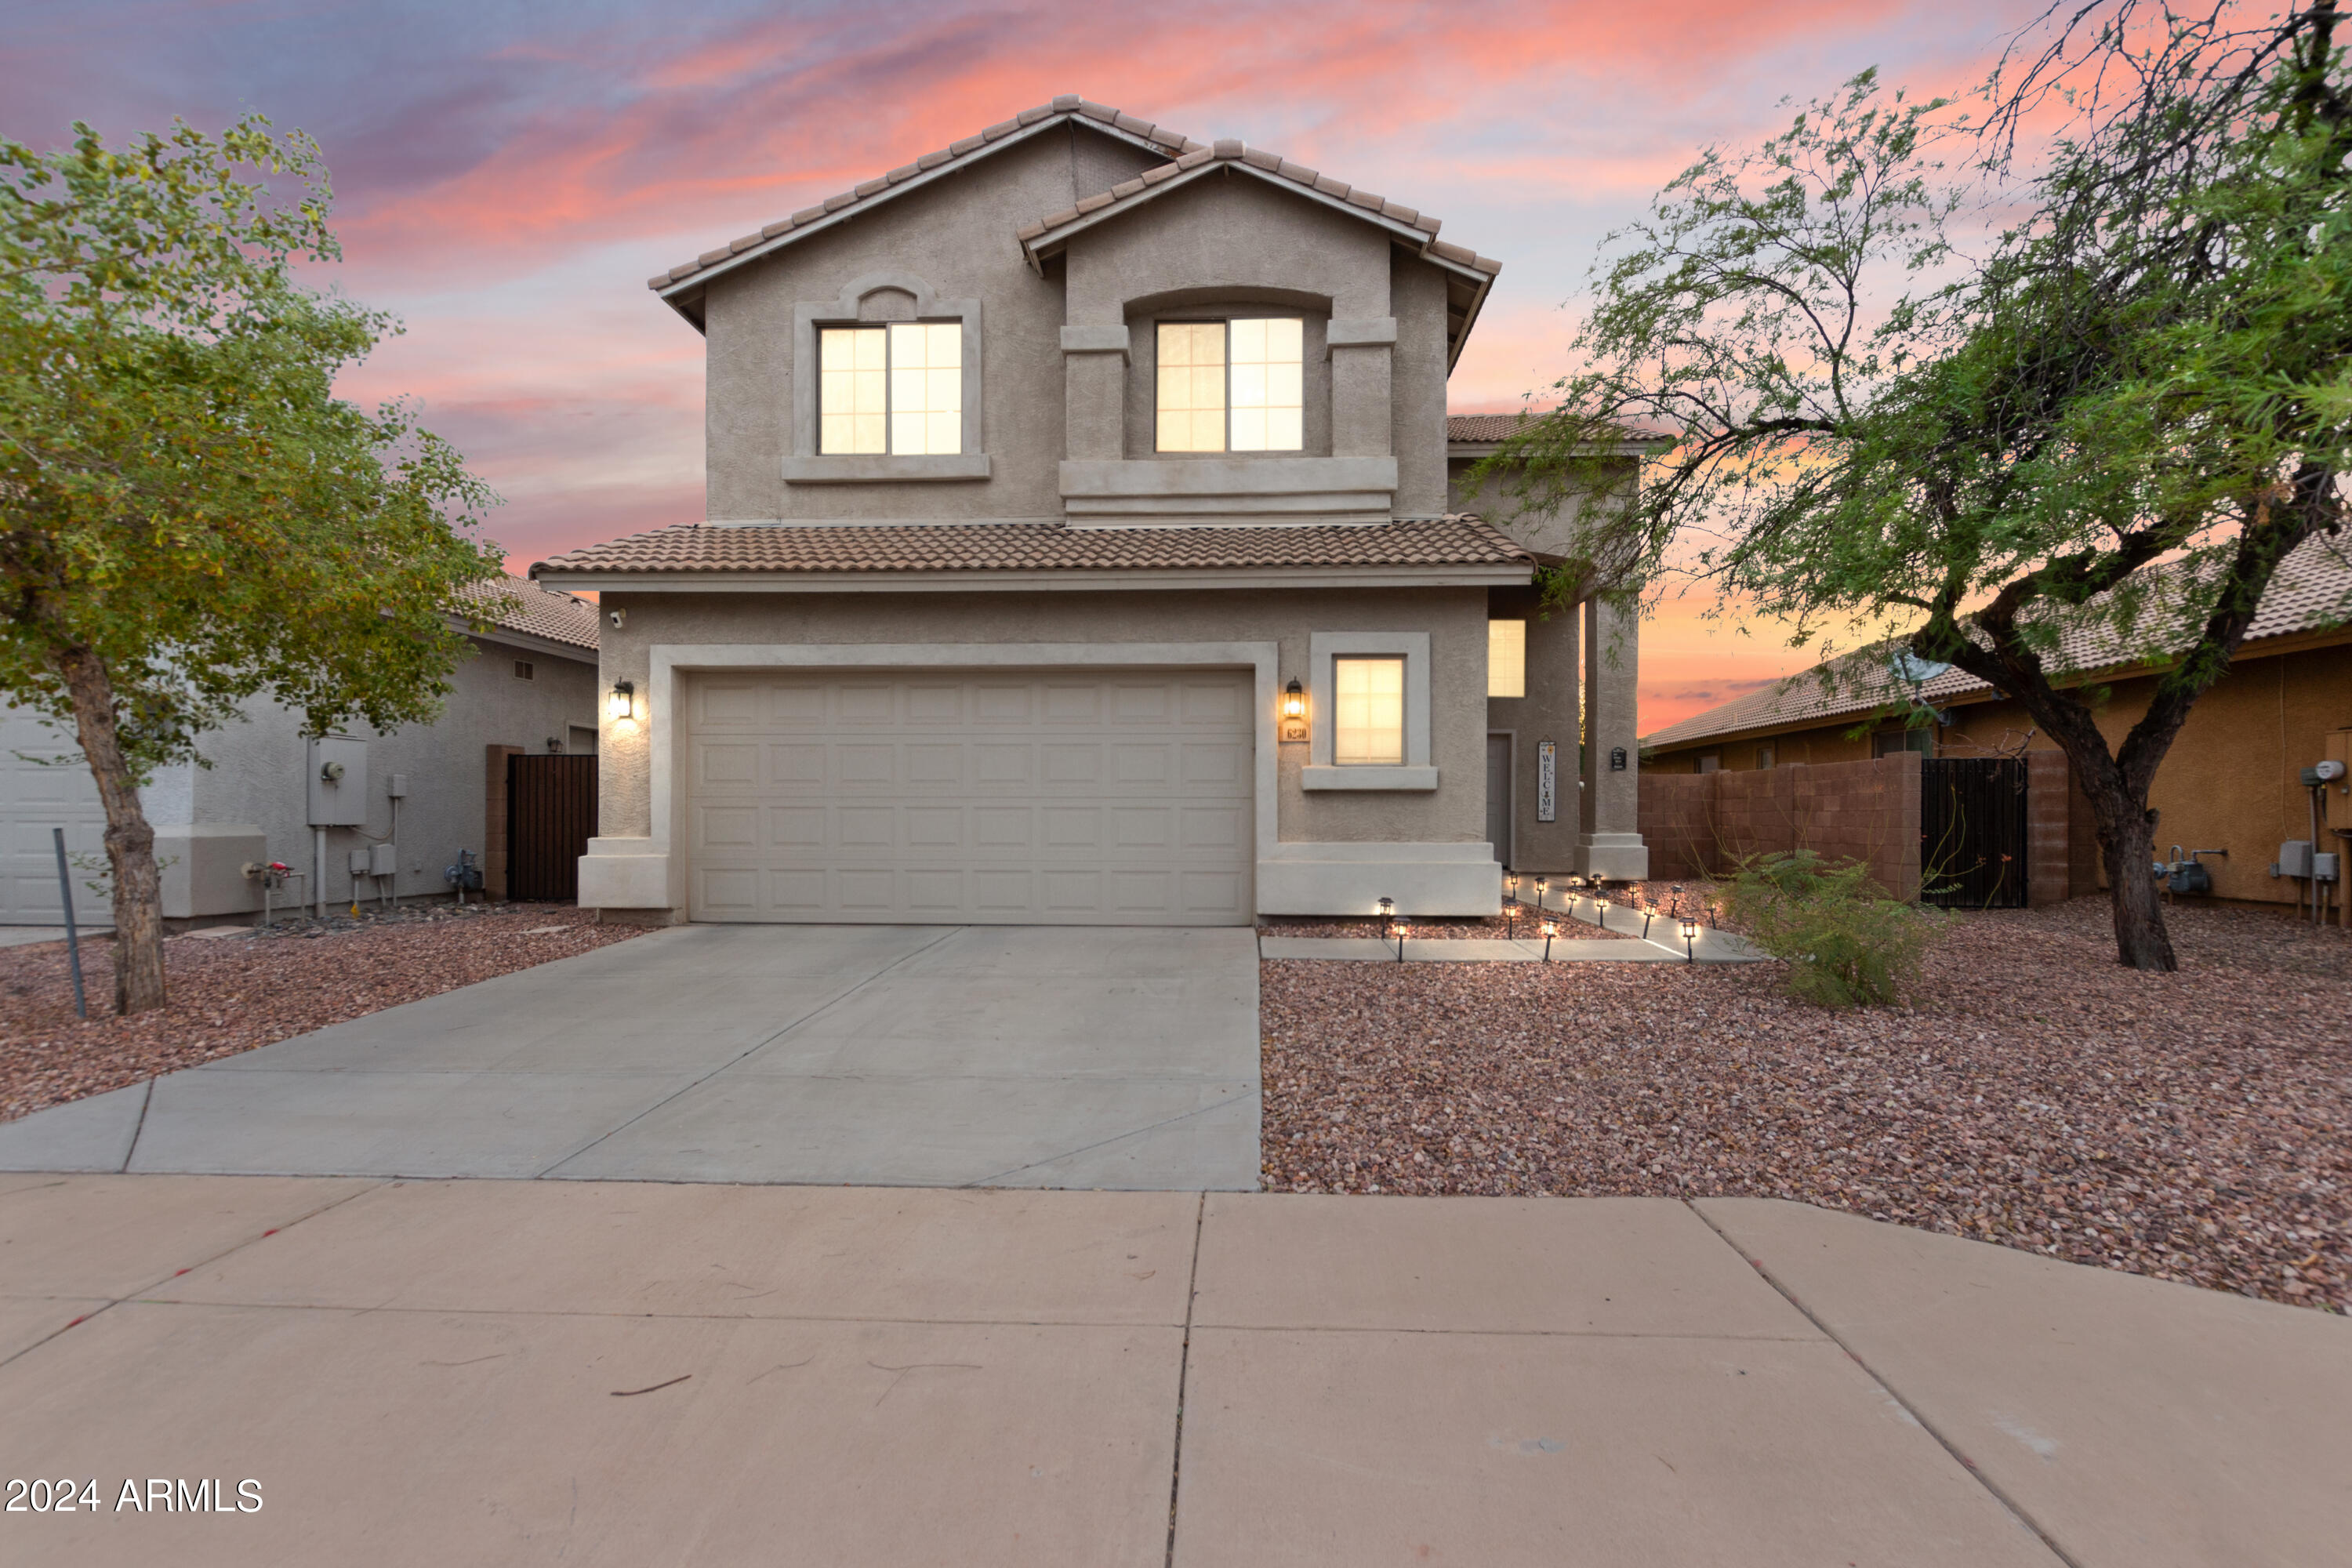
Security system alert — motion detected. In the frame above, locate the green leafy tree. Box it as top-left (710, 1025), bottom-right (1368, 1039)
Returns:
top-left (0, 117), bottom-right (503, 1013)
top-left (1487, 2), bottom-right (2352, 971)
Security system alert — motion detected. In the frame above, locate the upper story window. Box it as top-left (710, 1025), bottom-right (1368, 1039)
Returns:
top-left (819, 322), bottom-right (962, 456)
top-left (1333, 655), bottom-right (1406, 766)
top-left (1156, 318), bottom-right (1303, 453)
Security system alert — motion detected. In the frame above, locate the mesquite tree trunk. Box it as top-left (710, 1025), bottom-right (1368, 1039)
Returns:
top-left (2081, 764), bottom-right (2177, 973)
top-left (55, 644), bottom-right (166, 1014)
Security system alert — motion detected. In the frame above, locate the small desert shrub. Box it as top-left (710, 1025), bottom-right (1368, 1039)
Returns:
top-left (1721, 851), bottom-right (1944, 1009)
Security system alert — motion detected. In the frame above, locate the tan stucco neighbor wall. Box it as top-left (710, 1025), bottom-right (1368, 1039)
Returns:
top-left (1642, 637), bottom-right (2352, 913)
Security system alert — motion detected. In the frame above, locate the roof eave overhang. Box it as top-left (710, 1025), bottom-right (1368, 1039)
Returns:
top-left (1448, 437), bottom-right (1675, 460)
top-left (654, 114), bottom-right (1185, 334)
top-left (532, 562), bottom-right (1533, 593)
top-left (1018, 159), bottom-right (1499, 368)
top-left (459, 621), bottom-right (601, 662)
top-left (1640, 619), bottom-right (2352, 751)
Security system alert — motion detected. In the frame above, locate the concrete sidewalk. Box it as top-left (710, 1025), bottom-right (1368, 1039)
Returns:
top-left (0, 1176), bottom-right (2340, 1566)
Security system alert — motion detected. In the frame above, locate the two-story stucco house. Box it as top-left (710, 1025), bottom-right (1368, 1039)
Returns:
top-left (533, 95), bottom-right (1649, 927)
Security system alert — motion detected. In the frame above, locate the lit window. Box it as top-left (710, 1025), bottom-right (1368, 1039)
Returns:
top-left (1334, 656), bottom-right (1405, 765)
top-left (1486, 620), bottom-right (1526, 699)
top-left (887, 321), bottom-right (961, 456)
top-left (1156, 322), bottom-right (1225, 452)
top-left (1156, 318), bottom-right (1303, 452)
top-left (820, 323), bottom-right (960, 456)
top-left (1229, 318), bottom-right (1303, 452)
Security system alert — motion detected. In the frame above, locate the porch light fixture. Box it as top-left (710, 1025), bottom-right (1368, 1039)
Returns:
top-left (608, 680), bottom-right (636, 722)
top-left (1280, 678), bottom-right (1308, 742)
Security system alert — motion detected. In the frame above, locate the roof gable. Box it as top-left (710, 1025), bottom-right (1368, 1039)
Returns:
top-left (648, 96), bottom-right (1197, 322)
top-left (1017, 139), bottom-right (1500, 368)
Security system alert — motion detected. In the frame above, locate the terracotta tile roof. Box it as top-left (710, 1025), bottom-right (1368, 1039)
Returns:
top-left (531, 517), bottom-right (1532, 579)
top-left (648, 96), bottom-right (1198, 293)
top-left (454, 574), bottom-right (601, 652)
top-left (1014, 140), bottom-right (1496, 275)
top-left (1642, 537), bottom-right (2352, 750)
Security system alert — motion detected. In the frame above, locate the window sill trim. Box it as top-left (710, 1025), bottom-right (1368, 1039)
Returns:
top-left (1301, 764), bottom-right (1439, 792)
top-left (784, 454), bottom-right (992, 484)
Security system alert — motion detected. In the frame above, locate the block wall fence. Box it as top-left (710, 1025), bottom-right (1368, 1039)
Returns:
top-left (1638, 750), bottom-right (2089, 907)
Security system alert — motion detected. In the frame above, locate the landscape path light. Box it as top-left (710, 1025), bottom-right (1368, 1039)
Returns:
top-left (1679, 914), bottom-right (1701, 963)
top-left (1377, 896), bottom-right (1403, 961)
top-left (1534, 874), bottom-right (1549, 916)
top-left (1541, 920), bottom-right (1556, 961)
top-left (1503, 873), bottom-right (1520, 937)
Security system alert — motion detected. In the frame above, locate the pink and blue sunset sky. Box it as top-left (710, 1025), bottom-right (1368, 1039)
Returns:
top-left (5, 0), bottom-right (2048, 731)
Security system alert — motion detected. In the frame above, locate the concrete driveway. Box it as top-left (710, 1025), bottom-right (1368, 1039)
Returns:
top-left (0, 924), bottom-right (1261, 1189)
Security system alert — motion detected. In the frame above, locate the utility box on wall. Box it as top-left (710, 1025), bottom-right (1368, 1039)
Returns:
top-left (306, 735), bottom-right (369, 827)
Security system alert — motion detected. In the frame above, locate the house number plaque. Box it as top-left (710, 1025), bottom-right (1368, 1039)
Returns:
top-left (1537, 739), bottom-right (1556, 822)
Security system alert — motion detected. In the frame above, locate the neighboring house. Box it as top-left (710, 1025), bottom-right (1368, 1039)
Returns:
top-left (0, 575), bottom-right (601, 926)
top-left (1641, 539), bottom-right (2352, 909)
top-left (532, 94), bottom-right (1650, 927)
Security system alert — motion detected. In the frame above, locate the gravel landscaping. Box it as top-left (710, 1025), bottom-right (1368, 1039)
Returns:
top-left (1261, 895), bottom-right (2351, 1312)
top-left (0, 903), bottom-right (649, 1123)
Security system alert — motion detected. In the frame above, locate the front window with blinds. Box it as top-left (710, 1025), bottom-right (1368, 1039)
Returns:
top-left (818, 322), bottom-right (961, 456)
top-left (1333, 656), bottom-right (1406, 766)
top-left (1156, 318), bottom-right (1303, 453)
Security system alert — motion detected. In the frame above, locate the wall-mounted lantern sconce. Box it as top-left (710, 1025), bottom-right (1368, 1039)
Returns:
top-left (1281, 678), bottom-right (1308, 742)
top-left (608, 679), bottom-right (637, 723)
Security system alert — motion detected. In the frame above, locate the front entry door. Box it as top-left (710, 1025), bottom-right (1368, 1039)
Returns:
top-left (1486, 733), bottom-right (1513, 870)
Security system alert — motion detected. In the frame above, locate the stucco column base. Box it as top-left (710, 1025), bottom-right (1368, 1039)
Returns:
top-left (1258, 843), bottom-right (1500, 917)
top-left (1576, 833), bottom-right (1650, 882)
top-left (578, 837), bottom-right (676, 917)
top-left (156, 823), bottom-right (267, 919)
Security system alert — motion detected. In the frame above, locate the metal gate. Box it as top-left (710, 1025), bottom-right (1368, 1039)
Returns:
top-left (506, 753), bottom-right (597, 902)
top-left (1920, 757), bottom-right (2028, 909)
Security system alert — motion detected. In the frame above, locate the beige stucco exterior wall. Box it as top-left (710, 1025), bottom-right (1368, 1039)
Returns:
top-left (594, 586), bottom-right (1493, 852)
top-left (699, 129), bottom-right (1163, 524)
top-left (1483, 584), bottom-right (1580, 872)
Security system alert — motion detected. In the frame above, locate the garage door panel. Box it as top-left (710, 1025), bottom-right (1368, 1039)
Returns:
top-left (974, 684), bottom-right (1033, 723)
top-left (906, 743), bottom-right (964, 784)
top-left (0, 706), bottom-right (111, 924)
top-left (906, 682), bottom-right (963, 723)
top-left (685, 670), bottom-right (1253, 924)
top-left (770, 742), bottom-right (826, 784)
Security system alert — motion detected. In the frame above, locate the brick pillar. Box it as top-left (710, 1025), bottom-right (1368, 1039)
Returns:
top-left (485, 744), bottom-right (521, 900)
top-left (2026, 750), bottom-right (2072, 906)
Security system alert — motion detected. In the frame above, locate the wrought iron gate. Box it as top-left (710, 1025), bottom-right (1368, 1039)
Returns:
top-left (1919, 757), bottom-right (2028, 909)
top-left (506, 753), bottom-right (598, 902)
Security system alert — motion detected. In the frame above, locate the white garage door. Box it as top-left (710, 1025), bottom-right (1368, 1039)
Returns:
top-left (0, 703), bottom-right (111, 925)
top-left (685, 669), bottom-right (1254, 924)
